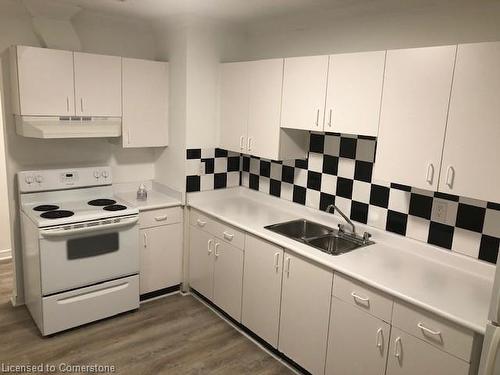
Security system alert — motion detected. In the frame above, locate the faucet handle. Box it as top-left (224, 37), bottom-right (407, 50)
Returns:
top-left (338, 224), bottom-right (345, 233)
top-left (363, 232), bottom-right (372, 243)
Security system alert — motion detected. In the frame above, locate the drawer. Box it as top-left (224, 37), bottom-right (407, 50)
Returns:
top-left (190, 209), bottom-right (245, 249)
top-left (140, 206), bottom-right (182, 228)
top-left (42, 275), bottom-right (139, 335)
top-left (392, 301), bottom-right (474, 361)
top-left (333, 273), bottom-right (393, 322)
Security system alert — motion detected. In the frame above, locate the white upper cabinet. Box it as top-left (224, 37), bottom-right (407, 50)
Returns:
top-left (325, 51), bottom-right (386, 136)
top-left (374, 45), bottom-right (457, 190)
top-left (219, 59), bottom-right (308, 160)
top-left (439, 42), bottom-right (500, 203)
top-left (219, 62), bottom-right (249, 153)
top-left (281, 55), bottom-right (329, 131)
top-left (74, 52), bottom-right (121, 117)
top-left (122, 58), bottom-right (169, 148)
top-left (12, 46), bottom-right (75, 116)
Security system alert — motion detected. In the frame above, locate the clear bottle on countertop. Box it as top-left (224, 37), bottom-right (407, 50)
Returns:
top-left (136, 183), bottom-right (148, 201)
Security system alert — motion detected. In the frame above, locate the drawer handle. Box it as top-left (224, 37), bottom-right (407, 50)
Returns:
top-left (197, 219), bottom-right (206, 227)
top-left (223, 231), bottom-right (234, 241)
top-left (154, 215), bottom-right (168, 221)
top-left (417, 322), bottom-right (441, 337)
top-left (351, 292), bottom-right (370, 304)
top-left (57, 282), bottom-right (129, 304)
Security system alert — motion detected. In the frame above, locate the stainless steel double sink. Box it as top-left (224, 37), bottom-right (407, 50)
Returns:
top-left (265, 219), bottom-right (374, 256)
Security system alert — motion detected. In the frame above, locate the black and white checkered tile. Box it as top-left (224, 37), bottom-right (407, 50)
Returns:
top-left (240, 132), bottom-right (500, 264)
top-left (185, 148), bottom-right (240, 192)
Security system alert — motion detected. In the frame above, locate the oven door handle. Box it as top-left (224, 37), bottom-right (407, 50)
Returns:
top-left (40, 216), bottom-right (139, 238)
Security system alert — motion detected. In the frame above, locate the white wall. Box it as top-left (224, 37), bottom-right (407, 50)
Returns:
top-left (0, 63), bottom-right (11, 258)
top-left (245, 2), bottom-right (500, 59)
top-left (0, 0), bottom-right (161, 303)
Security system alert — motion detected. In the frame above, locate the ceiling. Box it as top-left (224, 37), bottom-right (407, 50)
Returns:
top-left (61, 0), bottom-right (500, 24)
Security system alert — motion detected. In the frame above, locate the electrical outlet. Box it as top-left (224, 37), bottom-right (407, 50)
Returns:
top-left (434, 201), bottom-right (448, 221)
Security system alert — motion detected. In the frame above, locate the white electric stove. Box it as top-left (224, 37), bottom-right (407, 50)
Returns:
top-left (18, 166), bottom-right (140, 336)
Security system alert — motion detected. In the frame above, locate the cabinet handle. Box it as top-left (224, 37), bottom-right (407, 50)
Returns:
top-left (143, 233), bottom-right (148, 248)
top-left (285, 257), bottom-right (291, 277)
top-left (154, 215), bottom-right (168, 222)
top-left (394, 337), bottom-right (402, 362)
top-left (328, 109), bottom-right (332, 127)
top-left (426, 163), bottom-right (434, 185)
top-left (214, 242), bottom-right (220, 258)
top-left (315, 109), bottom-right (320, 126)
top-left (207, 239), bottom-right (213, 255)
top-left (274, 252), bottom-right (280, 272)
top-left (223, 231), bottom-right (234, 241)
top-left (247, 137), bottom-right (252, 152)
top-left (80, 98), bottom-right (84, 113)
top-left (66, 97), bottom-right (70, 113)
top-left (351, 291), bottom-right (370, 304)
top-left (446, 166), bottom-right (455, 188)
top-left (240, 136), bottom-right (245, 150)
top-left (376, 328), bottom-right (384, 350)
top-left (197, 219), bottom-right (206, 227)
top-left (417, 322), bottom-right (441, 337)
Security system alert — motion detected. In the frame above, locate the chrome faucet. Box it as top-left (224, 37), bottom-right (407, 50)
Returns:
top-left (326, 204), bottom-right (356, 235)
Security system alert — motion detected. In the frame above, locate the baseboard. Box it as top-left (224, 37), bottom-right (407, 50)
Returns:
top-left (0, 248), bottom-right (11, 262)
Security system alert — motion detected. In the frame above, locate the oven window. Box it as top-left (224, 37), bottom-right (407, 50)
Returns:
top-left (67, 233), bottom-right (119, 260)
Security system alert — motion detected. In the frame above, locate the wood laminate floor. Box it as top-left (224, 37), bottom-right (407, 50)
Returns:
top-left (0, 261), bottom-right (292, 374)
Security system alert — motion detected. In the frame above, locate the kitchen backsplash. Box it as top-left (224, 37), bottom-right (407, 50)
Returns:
top-left (186, 133), bottom-right (500, 264)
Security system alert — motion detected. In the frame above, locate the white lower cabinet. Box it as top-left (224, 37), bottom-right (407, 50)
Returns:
top-left (212, 240), bottom-right (244, 321)
top-left (278, 251), bottom-right (333, 374)
top-left (387, 328), bottom-right (470, 375)
top-left (139, 207), bottom-right (183, 296)
top-left (242, 235), bottom-right (284, 348)
top-left (326, 297), bottom-right (390, 375)
top-left (189, 225), bottom-right (215, 300)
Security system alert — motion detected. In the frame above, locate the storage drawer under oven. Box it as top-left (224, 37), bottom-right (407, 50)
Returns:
top-left (42, 275), bottom-right (139, 335)
top-left (39, 216), bottom-right (139, 295)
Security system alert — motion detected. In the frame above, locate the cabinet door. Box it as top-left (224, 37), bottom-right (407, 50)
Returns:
top-left (74, 52), bottom-right (122, 117)
top-left (326, 297), bottom-right (390, 375)
top-left (188, 226), bottom-right (214, 300)
top-left (281, 55), bottom-right (329, 131)
top-left (374, 45), bottom-right (456, 190)
top-left (140, 224), bottom-right (183, 295)
top-left (439, 42), bottom-right (500, 202)
top-left (247, 58), bottom-right (283, 160)
top-left (15, 46), bottom-right (75, 116)
top-left (213, 240), bottom-right (244, 321)
top-left (242, 235), bottom-right (283, 348)
top-left (279, 251), bottom-right (333, 374)
top-left (325, 51), bottom-right (385, 136)
top-left (387, 328), bottom-right (469, 375)
top-left (122, 58), bottom-right (169, 147)
top-left (219, 62), bottom-right (249, 153)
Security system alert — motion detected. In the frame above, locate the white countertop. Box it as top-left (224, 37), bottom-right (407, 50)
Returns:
top-left (188, 187), bottom-right (495, 334)
top-left (117, 190), bottom-right (182, 211)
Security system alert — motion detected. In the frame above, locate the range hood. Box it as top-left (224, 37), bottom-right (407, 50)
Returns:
top-left (15, 116), bottom-right (122, 139)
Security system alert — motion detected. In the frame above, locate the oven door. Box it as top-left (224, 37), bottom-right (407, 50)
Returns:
top-left (39, 216), bottom-right (139, 295)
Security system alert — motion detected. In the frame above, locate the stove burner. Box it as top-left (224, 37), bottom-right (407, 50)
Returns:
top-left (40, 210), bottom-right (75, 219)
top-left (88, 199), bottom-right (116, 207)
top-left (103, 204), bottom-right (127, 211)
top-left (33, 205), bottom-right (59, 212)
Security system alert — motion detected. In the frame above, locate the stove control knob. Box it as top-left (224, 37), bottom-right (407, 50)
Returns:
top-left (101, 171), bottom-right (109, 179)
top-left (35, 175), bottom-right (43, 183)
top-left (25, 175), bottom-right (34, 184)
top-left (93, 171), bottom-right (100, 179)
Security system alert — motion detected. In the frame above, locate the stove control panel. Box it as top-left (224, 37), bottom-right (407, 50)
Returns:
top-left (18, 167), bottom-right (112, 193)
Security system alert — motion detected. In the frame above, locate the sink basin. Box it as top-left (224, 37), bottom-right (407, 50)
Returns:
top-left (265, 219), bottom-right (333, 241)
top-left (265, 219), bottom-right (373, 256)
top-left (306, 235), bottom-right (359, 255)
